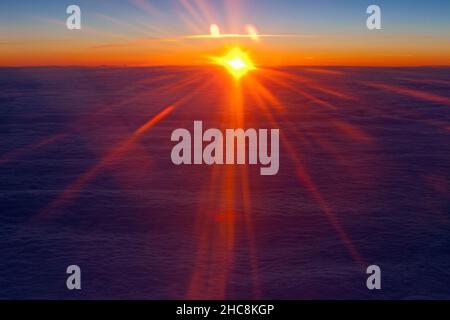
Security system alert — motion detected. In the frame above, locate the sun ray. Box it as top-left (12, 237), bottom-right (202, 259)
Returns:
top-left (363, 81), bottom-right (450, 106)
top-left (0, 133), bottom-right (68, 165)
top-left (246, 72), bottom-right (366, 268)
top-left (38, 105), bottom-right (174, 218)
top-left (32, 74), bottom-right (218, 223)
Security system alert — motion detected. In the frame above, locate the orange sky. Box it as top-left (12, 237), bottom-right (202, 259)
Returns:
top-left (1, 1), bottom-right (450, 67)
top-left (2, 33), bottom-right (450, 67)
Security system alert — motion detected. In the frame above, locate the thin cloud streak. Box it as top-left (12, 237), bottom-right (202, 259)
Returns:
top-left (92, 33), bottom-right (322, 49)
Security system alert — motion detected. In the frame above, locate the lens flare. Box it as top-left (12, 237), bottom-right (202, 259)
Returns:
top-left (210, 24), bottom-right (220, 37)
top-left (211, 47), bottom-right (256, 79)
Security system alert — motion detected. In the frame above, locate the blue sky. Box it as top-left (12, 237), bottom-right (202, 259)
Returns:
top-left (1, 0), bottom-right (449, 35)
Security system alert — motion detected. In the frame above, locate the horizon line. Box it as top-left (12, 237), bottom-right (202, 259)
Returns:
top-left (1, 64), bottom-right (450, 68)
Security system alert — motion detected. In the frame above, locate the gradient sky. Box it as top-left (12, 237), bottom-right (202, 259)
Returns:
top-left (1, 0), bottom-right (449, 66)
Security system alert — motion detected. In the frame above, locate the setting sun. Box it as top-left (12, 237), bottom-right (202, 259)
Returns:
top-left (211, 48), bottom-right (256, 79)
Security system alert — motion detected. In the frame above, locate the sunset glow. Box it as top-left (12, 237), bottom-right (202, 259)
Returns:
top-left (1, 1), bottom-right (449, 67)
top-left (1, 0), bottom-right (450, 303)
top-left (212, 48), bottom-right (256, 79)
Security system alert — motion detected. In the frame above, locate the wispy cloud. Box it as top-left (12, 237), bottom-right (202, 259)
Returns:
top-left (92, 33), bottom-right (321, 49)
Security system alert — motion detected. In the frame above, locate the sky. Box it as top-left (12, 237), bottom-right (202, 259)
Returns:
top-left (0, 0), bottom-right (449, 66)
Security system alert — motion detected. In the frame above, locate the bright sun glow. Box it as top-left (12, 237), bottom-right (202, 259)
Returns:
top-left (211, 47), bottom-right (256, 79)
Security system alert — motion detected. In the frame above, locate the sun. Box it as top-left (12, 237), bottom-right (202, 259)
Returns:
top-left (211, 47), bottom-right (256, 79)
